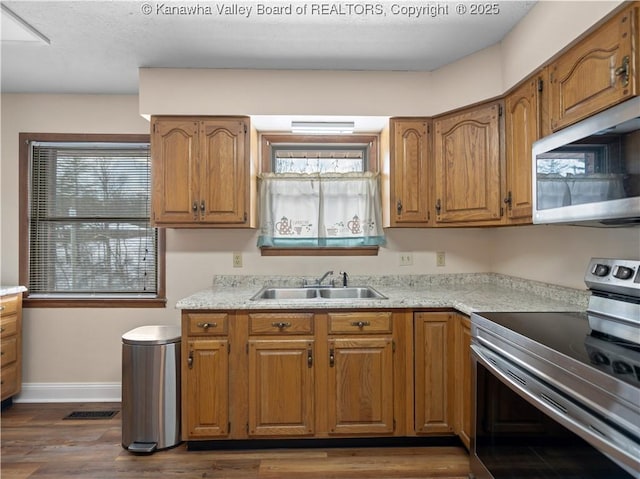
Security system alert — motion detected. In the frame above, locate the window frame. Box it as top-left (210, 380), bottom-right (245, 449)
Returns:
top-left (259, 133), bottom-right (381, 257)
top-left (19, 133), bottom-right (166, 308)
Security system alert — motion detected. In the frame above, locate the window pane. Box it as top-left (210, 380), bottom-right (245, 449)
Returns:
top-left (29, 141), bottom-right (158, 297)
top-left (272, 145), bottom-right (366, 174)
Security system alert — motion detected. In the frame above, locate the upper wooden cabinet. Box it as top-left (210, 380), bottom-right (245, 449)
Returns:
top-left (433, 102), bottom-right (503, 225)
top-left (504, 76), bottom-right (541, 222)
top-left (548, 5), bottom-right (638, 132)
top-left (151, 116), bottom-right (251, 227)
top-left (389, 119), bottom-right (431, 226)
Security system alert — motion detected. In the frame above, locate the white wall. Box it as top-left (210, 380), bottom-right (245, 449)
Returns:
top-left (1, 0), bottom-right (636, 397)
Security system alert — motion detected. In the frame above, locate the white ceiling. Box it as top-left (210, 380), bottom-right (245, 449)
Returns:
top-left (1, 1), bottom-right (536, 95)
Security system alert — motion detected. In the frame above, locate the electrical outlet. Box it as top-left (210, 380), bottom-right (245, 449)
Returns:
top-left (399, 252), bottom-right (413, 266)
top-left (436, 251), bottom-right (446, 267)
top-left (232, 252), bottom-right (243, 268)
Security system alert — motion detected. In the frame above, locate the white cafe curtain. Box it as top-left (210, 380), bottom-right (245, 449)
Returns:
top-left (257, 172), bottom-right (386, 247)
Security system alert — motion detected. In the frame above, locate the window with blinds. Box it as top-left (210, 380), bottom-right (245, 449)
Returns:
top-left (27, 141), bottom-right (158, 298)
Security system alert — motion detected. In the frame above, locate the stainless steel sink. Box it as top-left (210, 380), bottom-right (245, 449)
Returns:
top-left (251, 287), bottom-right (319, 300)
top-left (317, 287), bottom-right (386, 299)
top-left (250, 286), bottom-right (387, 301)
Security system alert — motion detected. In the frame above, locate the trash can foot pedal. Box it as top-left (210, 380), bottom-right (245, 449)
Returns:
top-left (128, 442), bottom-right (157, 453)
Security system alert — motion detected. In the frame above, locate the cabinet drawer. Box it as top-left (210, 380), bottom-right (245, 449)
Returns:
top-left (249, 313), bottom-right (314, 335)
top-left (186, 313), bottom-right (229, 336)
top-left (328, 312), bottom-right (392, 334)
top-left (0, 337), bottom-right (17, 368)
top-left (0, 295), bottom-right (18, 317)
top-left (0, 315), bottom-right (18, 338)
top-left (1, 363), bottom-right (18, 399)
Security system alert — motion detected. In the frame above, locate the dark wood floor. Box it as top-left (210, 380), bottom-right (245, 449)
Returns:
top-left (1, 402), bottom-right (470, 478)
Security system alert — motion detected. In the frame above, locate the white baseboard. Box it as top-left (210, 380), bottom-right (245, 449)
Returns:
top-left (15, 382), bottom-right (121, 403)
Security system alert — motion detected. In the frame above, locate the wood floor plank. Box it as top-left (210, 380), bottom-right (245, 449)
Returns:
top-left (1, 403), bottom-right (470, 479)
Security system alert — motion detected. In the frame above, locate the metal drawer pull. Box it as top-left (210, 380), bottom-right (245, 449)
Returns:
top-left (0, 306), bottom-right (5, 311)
top-left (271, 322), bottom-right (291, 329)
top-left (0, 327), bottom-right (5, 333)
top-left (350, 321), bottom-right (371, 328)
top-left (197, 322), bottom-right (217, 330)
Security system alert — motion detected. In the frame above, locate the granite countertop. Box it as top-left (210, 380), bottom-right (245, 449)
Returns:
top-left (176, 273), bottom-right (589, 315)
top-left (0, 285), bottom-right (28, 297)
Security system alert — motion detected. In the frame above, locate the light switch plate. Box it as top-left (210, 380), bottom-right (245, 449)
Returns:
top-left (399, 253), bottom-right (413, 266)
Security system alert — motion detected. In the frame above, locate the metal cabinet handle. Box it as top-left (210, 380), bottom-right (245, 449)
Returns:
top-left (197, 322), bottom-right (217, 330)
top-left (504, 191), bottom-right (513, 208)
top-left (200, 200), bottom-right (205, 212)
top-left (271, 322), bottom-right (291, 330)
top-left (192, 202), bottom-right (198, 212)
top-left (397, 199), bottom-right (403, 214)
top-left (187, 351), bottom-right (194, 369)
top-left (615, 56), bottom-right (630, 87)
top-left (350, 321), bottom-right (371, 328)
top-left (0, 327), bottom-right (5, 333)
top-left (329, 348), bottom-right (335, 367)
top-left (307, 349), bottom-right (313, 368)
top-left (435, 198), bottom-right (441, 215)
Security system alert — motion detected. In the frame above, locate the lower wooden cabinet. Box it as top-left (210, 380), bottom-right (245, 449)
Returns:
top-left (181, 308), bottom-right (471, 443)
top-left (1, 292), bottom-right (23, 403)
top-left (453, 314), bottom-right (472, 449)
top-left (327, 336), bottom-right (394, 435)
top-left (248, 338), bottom-right (315, 437)
top-left (414, 312), bottom-right (455, 434)
top-left (183, 339), bottom-right (229, 438)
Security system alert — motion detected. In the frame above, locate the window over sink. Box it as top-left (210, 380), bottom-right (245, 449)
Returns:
top-left (259, 134), bottom-right (385, 256)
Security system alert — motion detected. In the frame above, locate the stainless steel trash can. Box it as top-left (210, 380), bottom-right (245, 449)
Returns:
top-left (121, 325), bottom-right (181, 453)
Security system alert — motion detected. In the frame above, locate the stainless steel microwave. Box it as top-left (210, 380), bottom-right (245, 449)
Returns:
top-left (532, 96), bottom-right (640, 226)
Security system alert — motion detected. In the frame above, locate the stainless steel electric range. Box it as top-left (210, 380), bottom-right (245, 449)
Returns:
top-left (470, 258), bottom-right (640, 479)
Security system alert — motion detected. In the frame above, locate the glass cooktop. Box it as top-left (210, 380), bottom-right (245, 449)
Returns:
top-left (474, 311), bottom-right (640, 388)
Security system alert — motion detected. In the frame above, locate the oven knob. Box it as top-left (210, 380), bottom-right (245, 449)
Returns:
top-left (612, 361), bottom-right (632, 375)
top-left (612, 266), bottom-right (634, 280)
top-left (590, 352), bottom-right (610, 366)
top-left (591, 264), bottom-right (610, 277)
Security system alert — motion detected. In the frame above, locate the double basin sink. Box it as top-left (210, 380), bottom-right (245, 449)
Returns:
top-left (251, 286), bottom-right (387, 301)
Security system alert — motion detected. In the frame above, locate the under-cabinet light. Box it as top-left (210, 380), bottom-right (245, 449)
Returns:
top-left (291, 121), bottom-right (355, 134)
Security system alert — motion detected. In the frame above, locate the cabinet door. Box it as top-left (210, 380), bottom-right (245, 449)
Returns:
top-left (327, 337), bottom-right (394, 435)
top-left (248, 339), bottom-right (315, 437)
top-left (390, 119), bottom-right (431, 225)
top-left (454, 315), bottom-right (472, 449)
top-left (505, 77), bottom-right (539, 222)
top-left (184, 339), bottom-right (229, 439)
top-left (151, 118), bottom-right (200, 224)
top-left (434, 103), bottom-right (502, 224)
top-left (549, 5), bottom-right (637, 131)
top-left (414, 312), bottom-right (454, 434)
top-left (200, 119), bottom-right (248, 224)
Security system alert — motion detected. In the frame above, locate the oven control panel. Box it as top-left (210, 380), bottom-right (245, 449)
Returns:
top-left (585, 258), bottom-right (640, 297)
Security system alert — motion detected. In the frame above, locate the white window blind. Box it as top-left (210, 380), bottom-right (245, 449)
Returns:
top-left (28, 141), bottom-right (158, 297)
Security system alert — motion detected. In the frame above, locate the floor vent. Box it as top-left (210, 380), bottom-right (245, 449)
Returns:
top-left (63, 410), bottom-right (118, 420)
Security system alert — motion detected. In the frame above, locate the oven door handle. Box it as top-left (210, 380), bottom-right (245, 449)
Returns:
top-left (471, 343), bottom-right (640, 477)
